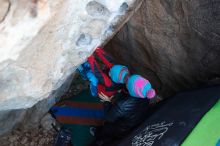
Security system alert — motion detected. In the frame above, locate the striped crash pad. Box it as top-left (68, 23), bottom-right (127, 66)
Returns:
top-left (50, 89), bottom-right (104, 146)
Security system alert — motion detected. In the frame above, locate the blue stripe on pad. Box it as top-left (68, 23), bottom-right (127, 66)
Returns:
top-left (51, 106), bottom-right (104, 119)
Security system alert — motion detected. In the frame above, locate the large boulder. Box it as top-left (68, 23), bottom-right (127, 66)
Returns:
top-left (0, 0), bottom-right (142, 135)
top-left (105, 0), bottom-right (220, 97)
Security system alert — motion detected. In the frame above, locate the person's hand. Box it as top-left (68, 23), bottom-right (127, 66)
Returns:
top-left (98, 92), bottom-right (113, 102)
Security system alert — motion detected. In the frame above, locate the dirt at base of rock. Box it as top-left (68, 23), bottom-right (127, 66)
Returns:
top-left (0, 127), bottom-right (56, 146)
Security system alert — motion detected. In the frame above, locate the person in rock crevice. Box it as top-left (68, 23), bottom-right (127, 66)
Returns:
top-left (91, 64), bottom-right (157, 146)
top-left (78, 48), bottom-right (158, 146)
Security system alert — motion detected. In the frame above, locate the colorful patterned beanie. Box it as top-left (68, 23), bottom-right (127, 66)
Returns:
top-left (109, 65), bottom-right (130, 84)
top-left (127, 75), bottom-right (156, 99)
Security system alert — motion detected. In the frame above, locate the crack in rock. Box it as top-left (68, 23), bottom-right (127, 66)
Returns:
top-left (0, 0), bottom-right (11, 23)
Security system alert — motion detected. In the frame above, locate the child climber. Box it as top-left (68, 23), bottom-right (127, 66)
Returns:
top-left (89, 59), bottom-right (157, 146)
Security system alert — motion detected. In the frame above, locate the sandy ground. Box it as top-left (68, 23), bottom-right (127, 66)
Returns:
top-left (0, 128), bottom-right (56, 146)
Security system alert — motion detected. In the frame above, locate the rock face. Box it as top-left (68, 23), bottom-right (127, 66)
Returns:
top-left (0, 0), bottom-right (143, 135)
top-left (105, 0), bottom-right (220, 97)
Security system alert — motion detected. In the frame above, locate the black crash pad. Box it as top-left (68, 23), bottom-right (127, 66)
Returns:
top-left (115, 85), bottom-right (220, 146)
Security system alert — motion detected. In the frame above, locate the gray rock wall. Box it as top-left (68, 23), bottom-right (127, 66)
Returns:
top-left (105, 0), bottom-right (220, 97)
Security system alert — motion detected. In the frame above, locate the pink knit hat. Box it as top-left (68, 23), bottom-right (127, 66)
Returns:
top-left (127, 75), bottom-right (156, 99)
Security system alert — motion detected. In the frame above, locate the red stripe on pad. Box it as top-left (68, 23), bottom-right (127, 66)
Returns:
top-left (57, 116), bottom-right (104, 126)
